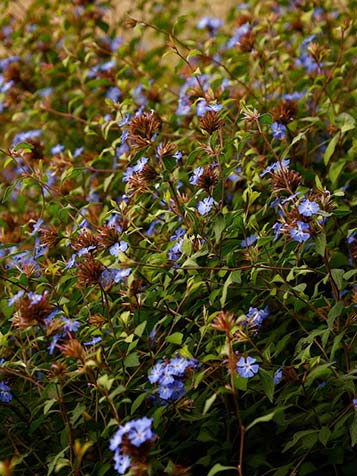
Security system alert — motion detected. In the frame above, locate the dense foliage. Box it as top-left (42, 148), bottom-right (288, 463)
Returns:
top-left (0, 1), bottom-right (356, 475)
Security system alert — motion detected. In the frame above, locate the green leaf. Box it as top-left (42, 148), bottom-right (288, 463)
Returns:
top-left (131, 392), bottom-right (147, 414)
top-left (246, 408), bottom-right (286, 431)
top-left (315, 234), bottom-right (326, 257)
top-left (319, 426), bottom-right (331, 446)
top-left (124, 352), bottom-right (140, 368)
top-left (331, 268), bottom-right (344, 290)
top-left (272, 465), bottom-right (293, 476)
top-left (207, 464), bottom-right (238, 476)
top-left (327, 301), bottom-right (344, 329)
top-left (165, 332), bottom-right (183, 345)
top-left (43, 399), bottom-right (57, 416)
top-left (324, 133), bottom-right (340, 165)
top-left (259, 368), bottom-right (274, 403)
top-left (328, 160), bottom-right (345, 185)
top-left (350, 414), bottom-right (357, 447)
top-left (214, 215), bottom-right (225, 243)
top-left (259, 113), bottom-right (273, 125)
top-left (97, 374), bottom-right (114, 391)
top-left (282, 429), bottom-right (319, 453)
top-left (134, 321), bottom-right (147, 337)
top-left (203, 393), bottom-right (217, 415)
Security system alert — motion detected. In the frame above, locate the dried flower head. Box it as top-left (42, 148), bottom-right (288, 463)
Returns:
top-left (15, 292), bottom-right (52, 328)
top-left (129, 111), bottom-right (161, 147)
top-left (212, 311), bottom-right (236, 334)
top-left (40, 225), bottom-right (61, 248)
top-left (77, 258), bottom-right (104, 286)
top-left (61, 339), bottom-right (85, 361)
top-left (272, 101), bottom-right (298, 125)
top-left (88, 313), bottom-right (106, 328)
top-left (72, 229), bottom-right (98, 252)
top-left (270, 168), bottom-right (302, 194)
top-left (97, 225), bottom-right (121, 248)
top-left (197, 166), bottom-right (218, 192)
top-left (199, 111), bottom-right (224, 134)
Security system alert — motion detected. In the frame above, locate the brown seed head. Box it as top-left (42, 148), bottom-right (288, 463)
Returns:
top-left (61, 339), bottom-right (85, 361)
top-left (270, 168), bottom-right (302, 194)
top-left (129, 111), bottom-right (161, 147)
top-left (40, 225), bottom-right (61, 248)
top-left (77, 257), bottom-right (104, 286)
top-left (212, 311), bottom-right (236, 334)
top-left (16, 293), bottom-right (52, 328)
top-left (197, 166), bottom-right (218, 192)
top-left (72, 229), bottom-right (98, 252)
top-left (97, 225), bottom-right (120, 248)
top-left (199, 111), bottom-right (224, 134)
top-left (272, 101), bottom-right (298, 125)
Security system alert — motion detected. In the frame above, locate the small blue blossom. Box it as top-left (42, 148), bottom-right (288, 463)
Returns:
top-left (274, 367), bottom-right (283, 385)
top-left (106, 86), bottom-right (121, 102)
top-left (290, 221), bottom-right (310, 243)
top-left (51, 143), bottom-right (64, 155)
top-left (197, 17), bottom-right (223, 36)
top-left (236, 356), bottom-right (259, 378)
top-left (12, 129), bottom-right (42, 146)
top-left (62, 318), bottom-right (80, 333)
top-left (272, 222), bottom-right (283, 241)
top-left (271, 122), bottom-right (287, 140)
top-left (261, 159), bottom-right (290, 177)
top-left (73, 146), bottom-right (84, 158)
top-left (245, 306), bottom-right (269, 330)
top-left (113, 453), bottom-right (131, 475)
top-left (83, 336), bottom-right (102, 346)
top-left (190, 167), bottom-right (204, 185)
top-left (0, 382), bottom-right (12, 403)
top-left (227, 23), bottom-right (250, 49)
top-left (8, 289), bottom-right (25, 306)
top-left (298, 199), bottom-right (320, 217)
top-left (197, 197), bottom-right (214, 216)
top-left (148, 356), bottom-right (197, 402)
top-left (240, 234), bottom-right (257, 247)
top-left (109, 241), bottom-right (128, 257)
top-left (167, 238), bottom-right (184, 261)
top-left (110, 418), bottom-right (155, 474)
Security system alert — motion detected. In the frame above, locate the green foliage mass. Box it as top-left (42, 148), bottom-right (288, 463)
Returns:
top-left (0, 0), bottom-right (356, 475)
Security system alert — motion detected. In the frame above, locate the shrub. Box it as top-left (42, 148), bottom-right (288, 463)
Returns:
top-left (0, 1), bottom-right (356, 475)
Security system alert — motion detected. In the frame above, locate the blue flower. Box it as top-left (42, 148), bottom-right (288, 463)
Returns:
top-left (271, 122), bottom-right (287, 140)
top-left (298, 199), bottom-right (320, 217)
top-left (236, 356), bottom-right (259, 378)
top-left (106, 87), bottom-right (121, 102)
top-left (197, 197), bottom-right (214, 215)
top-left (167, 238), bottom-right (184, 261)
top-left (290, 221), bottom-right (310, 242)
top-left (109, 241), bottom-right (128, 257)
top-left (189, 167), bottom-right (204, 185)
top-left (197, 17), bottom-right (223, 35)
top-left (261, 159), bottom-right (290, 177)
top-left (226, 23), bottom-right (250, 49)
top-left (8, 289), bottom-right (25, 306)
top-left (127, 417), bottom-right (155, 447)
top-left (83, 336), bottom-right (102, 346)
top-left (110, 418), bottom-right (154, 474)
top-left (12, 129), bottom-right (42, 146)
top-left (274, 367), bottom-right (283, 385)
top-left (51, 143), bottom-right (64, 155)
top-left (113, 453), bottom-right (131, 475)
top-left (245, 306), bottom-right (269, 330)
top-left (0, 382), bottom-right (12, 402)
top-left (240, 234), bottom-right (257, 247)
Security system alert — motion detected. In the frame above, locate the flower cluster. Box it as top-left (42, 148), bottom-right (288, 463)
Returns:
top-left (110, 417), bottom-right (155, 475)
top-left (148, 356), bottom-right (198, 402)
